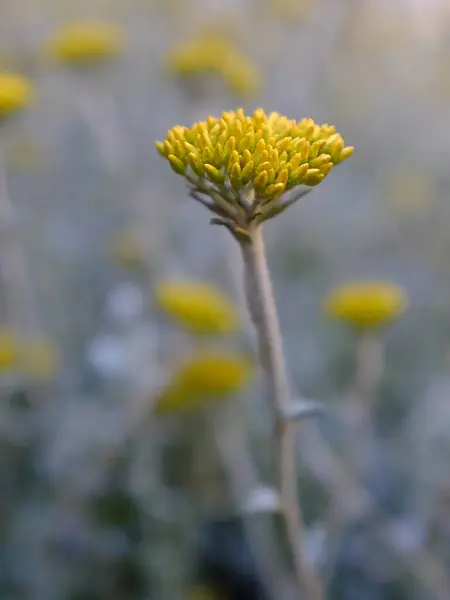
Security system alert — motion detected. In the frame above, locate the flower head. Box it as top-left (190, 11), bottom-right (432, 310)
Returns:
top-left (324, 281), bottom-right (408, 329)
top-left (0, 73), bottom-right (33, 120)
top-left (156, 109), bottom-right (353, 237)
top-left (154, 280), bottom-right (239, 335)
top-left (154, 349), bottom-right (254, 414)
top-left (46, 22), bottom-right (124, 66)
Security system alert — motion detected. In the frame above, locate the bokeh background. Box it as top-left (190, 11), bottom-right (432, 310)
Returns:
top-left (1, 0), bottom-right (450, 599)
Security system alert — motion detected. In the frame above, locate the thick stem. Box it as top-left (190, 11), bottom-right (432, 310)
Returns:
top-left (241, 224), bottom-right (324, 600)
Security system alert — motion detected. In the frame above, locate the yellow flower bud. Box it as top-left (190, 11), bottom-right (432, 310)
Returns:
top-left (254, 170), bottom-right (269, 193)
top-left (241, 160), bottom-right (255, 184)
top-left (304, 168), bottom-right (323, 186)
top-left (188, 152), bottom-right (204, 176)
top-left (264, 182), bottom-right (286, 200)
top-left (339, 146), bottom-right (355, 162)
top-left (168, 154), bottom-right (186, 174)
top-left (288, 163), bottom-right (309, 187)
top-left (309, 154), bottom-right (331, 168)
top-left (204, 163), bottom-right (225, 185)
top-left (229, 162), bottom-right (242, 190)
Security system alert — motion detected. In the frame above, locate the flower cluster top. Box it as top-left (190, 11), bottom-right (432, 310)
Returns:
top-left (156, 108), bottom-right (354, 203)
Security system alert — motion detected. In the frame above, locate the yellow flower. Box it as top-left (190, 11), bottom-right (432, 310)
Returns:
top-left (221, 53), bottom-right (261, 98)
top-left (110, 230), bottom-right (145, 269)
top-left (18, 336), bottom-right (60, 382)
top-left (154, 280), bottom-right (239, 335)
top-left (0, 329), bottom-right (17, 370)
top-left (156, 109), bottom-right (353, 231)
top-left (0, 330), bottom-right (59, 380)
top-left (154, 350), bottom-right (254, 414)
top-left (0, 73), bottom-right (33, 120)
top-left (166, 33), bottom-right (232, 76)
top-left (46, 22), bottom-right (124, 66)
top-left (165, 32), bottom-right (260, 97)
top-left (324, 281), bottom-right (408, 329)
top-left (267, 0), bottom-right (312, 21)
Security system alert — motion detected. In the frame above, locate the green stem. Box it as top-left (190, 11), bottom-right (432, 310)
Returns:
top-left (240, 224), bottom-right (324, 600)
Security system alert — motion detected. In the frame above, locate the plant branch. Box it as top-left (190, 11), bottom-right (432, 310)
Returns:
top-left (240, 224), bottom-right (324, 600)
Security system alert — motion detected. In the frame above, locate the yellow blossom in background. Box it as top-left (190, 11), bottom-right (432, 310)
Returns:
top-left (154, 280), bottom-right (239, 335)
top-left (110, 230), bottom-right (145, 270)
top-left (154, 350), bottom-right (254, 414)
top-left (156, 109), bottom-right (353, 232)
top-left (0, 73), bottom-right (33, 120)
top-left (0, 330), bottom-right (59, 381)
top-left (18, 336), bottom-right (60, 382)
top-left (267, 0), bottom-right (312, 22)
top-left (324, 281), bottom-right (408, 329)
top-left (0, 329), bottom-right (18, 370)
top-left (46, 22), bottom-right (124, 66)
top-left (165, 32), bottom-right (261, 98)
top-left (221, 56), bottom-right (260, 98)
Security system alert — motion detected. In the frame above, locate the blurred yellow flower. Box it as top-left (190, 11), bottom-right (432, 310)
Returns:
top-left (154, 280), bottom-right (239, 335)
top-left (165, 31), bottom-right (260, 97)
top-left (221, 56), bottom-right (260, 98)
top-left (154, 349), bottom-right (254, 414)
top-left (46, 22), bottom-right (124, 65)
top-left (110, 230), bottom-right (145, 269)
top-left (267, 0), bottom-right (312, 21)
top-left (324, 281), bottom-right (408, 329)
top-left (0, 329), bottom-right (17, 370)
top-left (0, 72), bottom-right (33, 120)
top-left (18, 336), bottom-right (60, 382)
top-left (0, 330), bottom-right (59, 380)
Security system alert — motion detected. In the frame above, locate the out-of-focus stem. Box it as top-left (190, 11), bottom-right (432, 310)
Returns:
top-left (71, 73), bottom-right (132, 172)
top-left (0, 148), bottom-right (40, 342)
top-left (344, 331), bottom-right (384, 473)
top-left (354, 332), bottom-right (384, 402)
top-left (240, 224), bottom-right (324, 600)
top-left (210, 401), bottom-right (292, 600)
